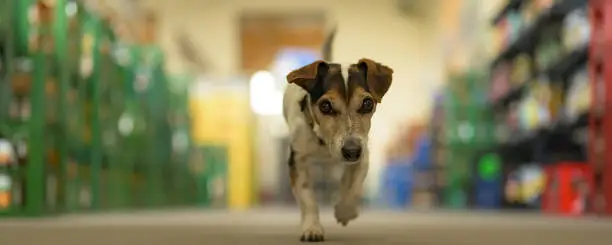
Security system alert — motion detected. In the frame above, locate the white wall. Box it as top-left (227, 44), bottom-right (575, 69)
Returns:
top-left (145, 0), bottom-right (444, 198)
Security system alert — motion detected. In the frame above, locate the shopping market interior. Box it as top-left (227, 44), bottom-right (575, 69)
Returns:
top-left (1, 0), bottom-right (612, 243)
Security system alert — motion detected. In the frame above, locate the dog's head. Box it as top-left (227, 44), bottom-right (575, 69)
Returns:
top-left (287, 59), bottom-right (393, 164)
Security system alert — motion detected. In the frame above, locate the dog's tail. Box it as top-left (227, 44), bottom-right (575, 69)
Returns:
top-left (321, 25), bottom-right (337, 61)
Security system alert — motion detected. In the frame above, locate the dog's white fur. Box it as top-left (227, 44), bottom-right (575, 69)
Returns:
top-left (283, 71), bottom-right (368, 241)
top-left (281, 25), bottom-right (386, 241)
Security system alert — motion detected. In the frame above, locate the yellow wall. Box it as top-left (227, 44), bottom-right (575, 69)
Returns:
top-left (190, 83), bottom-right (252, 210)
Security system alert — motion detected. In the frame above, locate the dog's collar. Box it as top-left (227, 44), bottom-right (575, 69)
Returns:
top-left (299, 95), bottom-right (325, 146)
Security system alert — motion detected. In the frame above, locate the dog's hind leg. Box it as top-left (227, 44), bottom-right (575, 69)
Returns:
top-left (289, 149), bottom-right (324, 242)
top-left (335, 161), bottom-right (369, 226)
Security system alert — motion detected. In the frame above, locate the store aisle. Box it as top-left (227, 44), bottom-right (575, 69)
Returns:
top-left (1, 209), bottom-right (611, 245)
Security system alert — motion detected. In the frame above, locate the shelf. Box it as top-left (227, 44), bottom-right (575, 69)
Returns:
top-left (490, 0), bottom-right (588, 68)
top-left (492, 83), bottom-right (528, 110)
top-left (497, 111), bottom-right (594, 164)
top-left (546, 44), bottom-right (588, 81)
top-left (491, 44), bottom-right (588, 109)
top-left (491, 0), bottom-right (525, 26)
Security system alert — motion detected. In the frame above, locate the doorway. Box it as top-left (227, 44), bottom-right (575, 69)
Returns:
top-left (239, 12), bottom-right (332, 205)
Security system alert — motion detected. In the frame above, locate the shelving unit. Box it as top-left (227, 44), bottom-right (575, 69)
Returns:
top-left (487, 0), bottom-right (596, 214)
top-left (0, 0), bottom-right (198, 217)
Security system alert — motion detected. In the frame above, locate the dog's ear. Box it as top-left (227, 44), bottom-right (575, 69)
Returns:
top-left (357, 58), bottom-right (393, 103)
top-left (286, 60), bottom-right (329, 91)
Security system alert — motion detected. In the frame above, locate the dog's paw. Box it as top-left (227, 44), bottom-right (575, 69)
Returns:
top-left (334, 202), bottom-right (359, 226)
top-left (300, 223), bottom-right (325, 242)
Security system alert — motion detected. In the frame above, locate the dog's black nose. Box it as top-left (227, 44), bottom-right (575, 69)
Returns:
top-left (341, 138), bottom-right (362, 162)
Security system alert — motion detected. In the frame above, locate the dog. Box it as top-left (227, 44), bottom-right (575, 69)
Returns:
top-left (283, 26), bottom-right (393, 242)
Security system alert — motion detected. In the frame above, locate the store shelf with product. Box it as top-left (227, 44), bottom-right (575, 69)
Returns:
top-left (491, 0), bottom-right (588, 68)
top-left (423, 0), bottom-right (603, 213)
top-left (491, 0), bottom-right (590, 148)
top-left (458, 0), bottom-right (596, 214)
top-left (491, 0), bottom-right (525, 26)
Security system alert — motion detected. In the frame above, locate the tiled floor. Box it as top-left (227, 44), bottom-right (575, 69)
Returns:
top-left (1, 209), bottom-right (611, 245)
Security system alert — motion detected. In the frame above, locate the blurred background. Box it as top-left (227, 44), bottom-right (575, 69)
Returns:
top-left (0, 0), bottom-right (609, 219)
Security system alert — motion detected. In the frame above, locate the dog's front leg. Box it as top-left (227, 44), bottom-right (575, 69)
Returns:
top-left (335, 161), bottom-right (368, 226)
top-left (290, 153), bottom-right (324, 242)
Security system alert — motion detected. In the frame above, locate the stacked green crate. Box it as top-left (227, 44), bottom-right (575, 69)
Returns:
top-left (141, 45), bottom-right (171, 208)
top-left (61, 0), bottom-right (85, 212)
top-left (0, 0), bottom-right (19, 216)
top-left (118, 43), bottom-right (171, 208)
top-left (0, 0), bottom-right (58, 216)
top-left (61, 6), bottom-right (104, 212)
top-left (195, 145), bottom-right (228, 207)
top-left (0, 0), bottom-right (12, 215)
top-left (112, 43), bottom-right (147, 209)
top-left (0, 0), bottom-right (10, 122)
top-left (1, 0), bottom-right (199, 216)
top-left (167, 73), bottom-right (195, 206)
top-left (96, 15), bottom-right (130, 211)
top-left (47, 0), bottom-right (71, 213)
top-left (442, 70), bottom-right (495, 208)
top-left (56, 1), bottom-right (124, 212)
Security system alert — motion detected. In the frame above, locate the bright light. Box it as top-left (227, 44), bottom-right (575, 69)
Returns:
top-left (250, 70), bottom-right (283, 116)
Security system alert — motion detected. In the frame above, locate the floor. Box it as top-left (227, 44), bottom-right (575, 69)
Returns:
top-left (1, 208), bottom-right (611, 245)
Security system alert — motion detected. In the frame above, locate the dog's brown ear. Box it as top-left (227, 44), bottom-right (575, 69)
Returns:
top-left (286, 60), bottom-right (328, 91)
top-left (358, 58), bottom-right (393, 103)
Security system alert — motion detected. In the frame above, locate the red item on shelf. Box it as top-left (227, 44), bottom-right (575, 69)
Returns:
top-left (541, 162), bottom-right (594, 216)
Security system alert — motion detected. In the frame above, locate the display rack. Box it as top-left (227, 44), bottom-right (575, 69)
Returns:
top-left (488, 0), bottom-right (594, 213)
top-left (0, 0), bottom-right (198, 217)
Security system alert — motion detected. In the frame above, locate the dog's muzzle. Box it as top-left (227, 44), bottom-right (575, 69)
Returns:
top-left (341, 137), bottom-right (362, 163)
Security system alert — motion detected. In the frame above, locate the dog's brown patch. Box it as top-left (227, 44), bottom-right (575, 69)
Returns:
top-left (321, 89), bottom-right (346, 104)
top-left (290, 60), bottom-right (391, 106)
top-left (287, 61), bottom-right (346, 102)
top-left (355, 59), bottom-right (393, 103)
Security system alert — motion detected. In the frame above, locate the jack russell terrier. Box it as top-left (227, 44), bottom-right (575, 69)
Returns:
top-left (283, 26), bottom-right (393, 242)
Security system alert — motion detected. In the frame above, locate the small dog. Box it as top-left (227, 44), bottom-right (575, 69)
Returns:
top-left (283, 26), bottom-right (393, 242)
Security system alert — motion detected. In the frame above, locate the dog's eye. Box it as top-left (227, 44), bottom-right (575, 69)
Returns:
top-left (318, 100), bottom-right (335, 115)
top-left (358, 98), bottom-right (374, 114)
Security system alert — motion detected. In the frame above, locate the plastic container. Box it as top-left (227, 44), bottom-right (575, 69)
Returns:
top-left (380, 161), bottom-right (413, 209)
top-left (518, 164), bottom-right (545, 208)
top-left (564, 67), bottom-right (590, 121)
top-left (541, 162), bottom-right (594, 215)
top-left (474, 153), bottom-right (503, 209)
top-left (412, 136), bottom-right (432, 171)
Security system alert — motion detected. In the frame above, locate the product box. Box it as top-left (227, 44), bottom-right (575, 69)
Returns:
top-left (541, 162), bottom-right (594, 215)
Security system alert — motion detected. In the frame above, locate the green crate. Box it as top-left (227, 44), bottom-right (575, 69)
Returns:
top-left (443, 185), bottom-right (469, 209)
top-left (193, 145), bottom-right (228, 207)
top-left (446, 71), bottom-right (489, 104)
top-left (2, 0), bottom-right (203, 217)
top-left (443, 121), bottom-right (496, 146)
